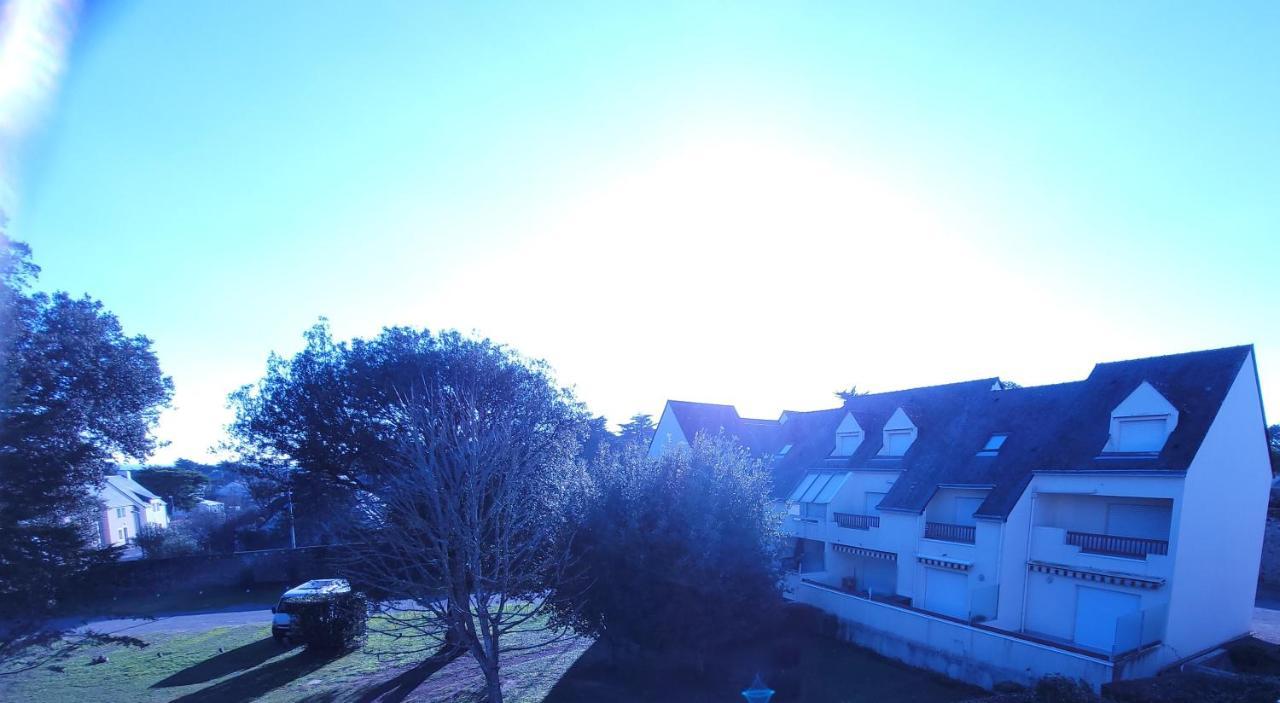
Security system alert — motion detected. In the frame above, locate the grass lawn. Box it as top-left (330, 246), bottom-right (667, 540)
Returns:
top-left (0, 616), bottom-right (590, 703)
top-left (1, 612), bottom-right (981, 702)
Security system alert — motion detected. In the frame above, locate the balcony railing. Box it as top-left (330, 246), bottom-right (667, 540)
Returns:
top-left (1066, 531), bottom-right (1169, 558)
top-left (924, 522), bottom-right (976, 544)
top-left (833, 512), bottom-right (880, 530)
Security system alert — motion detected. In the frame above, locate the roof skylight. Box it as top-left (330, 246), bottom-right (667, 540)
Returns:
top-left (977, 434), bottom-right (1007, 456)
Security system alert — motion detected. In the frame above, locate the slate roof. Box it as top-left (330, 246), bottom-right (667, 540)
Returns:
top-left (100, 474), bottom-right (163, 506)
top-left (665, 400), bottom-right (783, 455)
top-left (652, 345), bottom-right (1255, 518)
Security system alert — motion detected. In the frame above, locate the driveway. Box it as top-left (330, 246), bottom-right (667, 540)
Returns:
top-left (54, 606), bottom-right (274, 636)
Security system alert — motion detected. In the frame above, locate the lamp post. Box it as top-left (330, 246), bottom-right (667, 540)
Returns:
top-left (742, 673), bottom-right (775, 703)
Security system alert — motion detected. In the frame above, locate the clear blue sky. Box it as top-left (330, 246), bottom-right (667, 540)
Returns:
top-left (7, 1), bottom-right (1279, 462)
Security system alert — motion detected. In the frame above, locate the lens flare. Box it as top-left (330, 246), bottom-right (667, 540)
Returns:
top-left (0, 0), bottom-right (79, 213)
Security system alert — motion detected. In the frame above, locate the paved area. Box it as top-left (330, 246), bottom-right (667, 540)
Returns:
top-left (1255, 586), bottom-right (1280, 644)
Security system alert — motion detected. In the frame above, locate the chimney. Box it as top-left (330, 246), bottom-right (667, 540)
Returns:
top-left (124, 469), bottom-right (132, 481)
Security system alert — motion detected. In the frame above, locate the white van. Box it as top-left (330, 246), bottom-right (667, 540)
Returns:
top-left (270, 579), bottom-right (351, 644)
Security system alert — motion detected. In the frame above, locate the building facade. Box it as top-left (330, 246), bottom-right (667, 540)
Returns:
top-left (648, 346), bottom-right (1269, 689)
top-left (97, 472), bottom-right (169, 548)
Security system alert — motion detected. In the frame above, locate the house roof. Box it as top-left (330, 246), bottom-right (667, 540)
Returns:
top-left (652, 345), bottom-right (1254, 517)
top-left (100, 474), bottom-right (164, 507)
top-left (665, 400), bottom-right (783, 455)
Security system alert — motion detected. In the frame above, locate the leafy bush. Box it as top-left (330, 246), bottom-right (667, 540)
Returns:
top-left (134, 525), bottom-right (200, 559)
top-left (1226, 638), bottom-right (1280, 675)
top-left (548, 435), bottom-right (784, 660)
top-left (292, 592), bottom-right (369, 650)
top-left (1032, 676), bottom-right (1097, 703)
top-left (1106, 671), bottom-right (1280, 703)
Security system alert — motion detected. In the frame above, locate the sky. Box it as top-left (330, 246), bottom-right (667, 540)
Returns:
top-left (3, 1), bottom-right (1278, 463)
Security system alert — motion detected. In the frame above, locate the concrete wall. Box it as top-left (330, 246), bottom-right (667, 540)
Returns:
top-left (1033, 495), bottom-right (1171, 538)
top-left (792, 577), bottom-right (1118, 690)
top-left (1164, 352), bottom-right (1271, 661)
top-left (996, 473), bottom-right (1185, 638)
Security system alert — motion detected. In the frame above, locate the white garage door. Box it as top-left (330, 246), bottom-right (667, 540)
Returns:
top-left (923, 568), bottom-right (968, 619)
top-left (1073, 586), bottom-right (1140, 653)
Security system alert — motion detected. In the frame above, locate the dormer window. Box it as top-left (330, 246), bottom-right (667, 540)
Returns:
top-left (1103, 381), bottom-right (1178, 454)
top-left (978, 434), bottom-right (1007, 456)
top-left (878, 408), bottom-right (918, 457)
top-left (1115, 416), bottom-right (1168, 452)
top-left (884, 430), bottom-right (912, 455)
top-left (835, 433), bottom-right (860, 456)
top-left (831, 413), bottom-right (865, 457)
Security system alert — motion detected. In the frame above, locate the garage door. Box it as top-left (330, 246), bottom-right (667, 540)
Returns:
top-left (1073, 586), bottom-right (1140, 653)
top-left (923, 568), bottom-right (968, 619)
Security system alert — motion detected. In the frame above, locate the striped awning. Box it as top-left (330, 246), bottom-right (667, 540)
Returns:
top-left (1027, 561), bottom-right (1164, 590)
top-left (916, 555), bottom-right (972, 571)
top-left (832, 543), bottom-right (897, 561)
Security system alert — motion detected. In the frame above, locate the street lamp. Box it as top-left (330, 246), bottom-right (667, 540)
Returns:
top-left (742, 673), bottom-right (775, 703)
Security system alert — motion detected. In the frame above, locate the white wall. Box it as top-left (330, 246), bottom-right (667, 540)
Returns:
top-left (1033, 494), bottom-right (1172, 539)
top-left (1164, 352), bottom-right (1270, 661)
top-left (993, 473), bottom-right (1184, 635)
top-left (794, 579), bottom-right (1120, 690)
top-left (647, 403), bottom-right (688, 458)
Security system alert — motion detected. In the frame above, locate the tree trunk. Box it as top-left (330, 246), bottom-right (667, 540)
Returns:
top-left (482, 657), bottom-right (503, 703)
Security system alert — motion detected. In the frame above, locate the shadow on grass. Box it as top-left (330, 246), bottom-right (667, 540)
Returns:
top-left (152, 637), bottom-right (284, 687)
top-left (542, 640), bottom-right (646, 703)
top-left (166, 647), bottom-right (344, 703)
top-left (543, 633), bottom-right (984, 703)
top-left (348, 645), bottom-right (466, 703)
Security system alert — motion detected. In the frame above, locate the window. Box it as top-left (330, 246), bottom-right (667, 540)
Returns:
top-left (884, 430), bottom-right (913, 456)
top-left (788, 471), bottom-right (850, 521)
top-left (1104, 381), bottom-right (1177, 454)
top-left (977, 434), bottom-right (1007, 456)
top-left (1115, 417), bottom-right (1168, 453)
top-left (118, 527), bottom-right (128, 541)
top-left (777, 444), bottom-right (793, 457)
top-left (834, 432), bottom-right (861, 456)
top-left (115, 507), bottom-right (125, 519)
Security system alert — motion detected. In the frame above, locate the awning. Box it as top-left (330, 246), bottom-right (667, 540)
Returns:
top-left (833, 543), bottom-right (897, 561)
top-left (1027, 561), bottom-right (1164, 590)
top-left (917, 555), bottom-right (972, 571)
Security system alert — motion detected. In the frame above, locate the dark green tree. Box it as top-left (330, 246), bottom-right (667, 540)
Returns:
top-left (131, 467), bottom-right (209, 511)
top-left (230, 322), bottom-right (588, 702)
top-left (615, 413), bottom-right (655, 448)
top-left (582, 415), bottom-right (615, 461)
top-left (1269, 424), bottom-right (1280, 476)
top-left (549, 434), bottom-right (783, 665)
top-left (835, 384), bottom-right (867, 402)
top-left (0, 233), bottom-right (173, 618)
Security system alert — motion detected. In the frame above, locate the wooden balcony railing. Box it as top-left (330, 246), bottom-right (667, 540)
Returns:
top-left (1066, 531), bottom-right (1169, 558)
top-left (924, 522), bottom-right (976, 544)
top-left (833, 512), bottom-right (880, 530)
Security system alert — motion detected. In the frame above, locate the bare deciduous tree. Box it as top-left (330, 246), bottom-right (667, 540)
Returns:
top-left (345, 379), bottom-right (584, 703)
